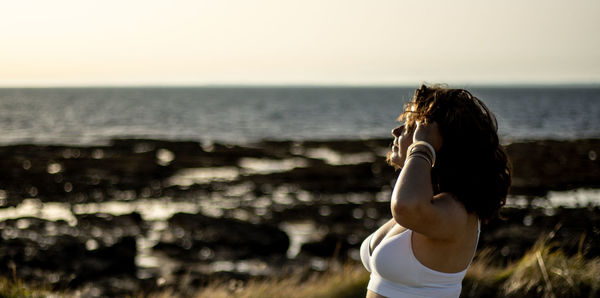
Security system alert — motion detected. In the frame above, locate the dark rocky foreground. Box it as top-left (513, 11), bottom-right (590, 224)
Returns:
top-left (0, 138), bottom-right (599, 296)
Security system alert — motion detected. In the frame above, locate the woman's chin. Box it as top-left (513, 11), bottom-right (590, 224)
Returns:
top-left (386, 151), bottom-right (403, 169)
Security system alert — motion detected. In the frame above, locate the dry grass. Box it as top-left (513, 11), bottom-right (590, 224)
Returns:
top-left (502, 241), bottom-right (600, 298)
top-left (0, 274), bottom-right (55, 298)
top-left (189, 264), bottom-right (369, 298)
top-left (464, 236), bottom-right (600, 298)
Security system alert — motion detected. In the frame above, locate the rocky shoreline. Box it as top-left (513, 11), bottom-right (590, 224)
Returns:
top-left (0, 138), bottom-right (599, 296)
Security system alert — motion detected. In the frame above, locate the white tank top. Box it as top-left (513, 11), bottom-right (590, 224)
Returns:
top-left (360, 222), bottom-right (480, 298)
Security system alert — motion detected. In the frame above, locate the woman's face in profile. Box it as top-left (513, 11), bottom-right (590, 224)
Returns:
top-left (389, 124), bottom-right (414, 168)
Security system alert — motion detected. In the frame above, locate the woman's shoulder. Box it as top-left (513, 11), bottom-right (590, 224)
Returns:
top-left (396, 191), bottom-right (474, 240)
top-left (432, 192), bottom-right (468, 215)
top-left (431, 192), bottom-right (474, 232)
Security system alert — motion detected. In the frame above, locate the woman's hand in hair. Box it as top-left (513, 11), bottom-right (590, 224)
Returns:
top-left (413, 121), bottom-right (442, 152)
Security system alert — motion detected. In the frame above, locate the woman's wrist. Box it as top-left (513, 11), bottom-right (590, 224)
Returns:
top-left (407, 151), bottom-right (433, 167)
top-left (408, 141), bottom-right (436, 166)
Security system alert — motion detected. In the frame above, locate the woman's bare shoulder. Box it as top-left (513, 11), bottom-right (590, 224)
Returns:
top-left (433, 192), bottom-right (478, 236)
top-left (403, 192), bottom-right (471, 240)
top-left (433, 192), bottom-right (468, 215)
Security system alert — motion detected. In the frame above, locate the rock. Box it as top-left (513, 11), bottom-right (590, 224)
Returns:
top-left (240, 162), bottom-right (391, 193)
top-left (506, 139), bottom-right (600, 195)
top-left (154, 212), bottom-right (289, 261)
top-left (76, 212), bottom-right (146, 238)
top-left (75, 236), bottom-right (137, 282)
top-left (1, 139), bottom-right (598, 206)
top-left (0, 216), bottom-right (138, 288)
top-left (300, 234), bottom-right (353, 259)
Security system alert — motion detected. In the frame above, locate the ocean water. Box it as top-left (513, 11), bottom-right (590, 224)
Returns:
top-left (0, 86), bottom-right (599, 145)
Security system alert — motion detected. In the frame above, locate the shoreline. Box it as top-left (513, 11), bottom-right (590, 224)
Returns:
top-left (0, 137), bottom-right (599, 296)
top-left (0, 134), bottom-right (597, 147)
top-left (1, 137), bottom-right (598, 204)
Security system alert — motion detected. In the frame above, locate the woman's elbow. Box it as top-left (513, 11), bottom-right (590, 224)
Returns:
top-left (391, 200), bottom-right (416, 225)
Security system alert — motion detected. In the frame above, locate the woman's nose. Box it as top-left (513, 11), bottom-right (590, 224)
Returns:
top-left (391, 125), bottom-right (404, 137)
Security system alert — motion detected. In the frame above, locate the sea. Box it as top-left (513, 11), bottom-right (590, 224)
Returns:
top-left (0, 86), bottom-right (599, 145)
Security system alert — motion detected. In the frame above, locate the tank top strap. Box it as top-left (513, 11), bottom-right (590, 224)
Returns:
top-left (468, 219), bottom-right (481, 266)
top-left (476, 219), bottom-right (481, 242)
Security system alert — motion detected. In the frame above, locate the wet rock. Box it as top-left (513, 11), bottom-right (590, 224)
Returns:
top-left (241, 162), bottom-right (392, 193)
top-left (300, 234), bottom-right (354, 259)
top-left (506, 139), bottom-right (600, 195)
top-left (76, 212), bottom-right (146, 238)
top-left (271, 201), bottom-right (385, 259)
top-left (154, 212), bottom-right (289, 261)
top-left (82, 236), bottom-right (137, 276)
top-left (0, 217), bottom-right (137, 288)
top-left (301, 138), bottom-right (390, 154)
top-left (0, 138), bottom-right (598, 206)
top-left (0, 143), bottom-right (174, 205)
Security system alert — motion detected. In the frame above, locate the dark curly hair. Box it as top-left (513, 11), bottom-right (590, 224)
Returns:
top-left (397, 84), bottom-right (511, 222)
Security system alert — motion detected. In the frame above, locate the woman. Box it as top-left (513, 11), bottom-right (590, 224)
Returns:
top-left (360, 85), bottom-right (511, 298)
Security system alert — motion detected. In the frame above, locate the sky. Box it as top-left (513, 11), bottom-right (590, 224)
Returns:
top-left (1, 0), bottom-right (599, 86)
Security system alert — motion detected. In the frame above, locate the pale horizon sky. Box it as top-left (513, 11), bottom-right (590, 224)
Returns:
top-left (1, 0), bottom-right (599, 87)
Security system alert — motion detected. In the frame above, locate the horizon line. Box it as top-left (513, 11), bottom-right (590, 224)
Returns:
top-left (2, 79), bottom-right (600, 89)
